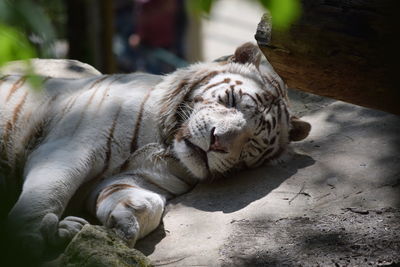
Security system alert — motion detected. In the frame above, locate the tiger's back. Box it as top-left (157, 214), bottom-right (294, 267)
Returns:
top-left (0, 73), bottom-right (163, 196)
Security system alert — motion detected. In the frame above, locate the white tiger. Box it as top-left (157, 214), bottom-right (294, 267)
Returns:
top-left (0, 43), bottom-right (310, 258)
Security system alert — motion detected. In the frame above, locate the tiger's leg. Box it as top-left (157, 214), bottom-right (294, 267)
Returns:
top-left (90, 177), bottom-right (166, 247)
top-left (7, 140), bottom-right (93, 257)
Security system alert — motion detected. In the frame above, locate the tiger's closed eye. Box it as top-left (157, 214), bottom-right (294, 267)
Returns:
top-left (242, 104), bottom-right (254, 110)
top-left (193, 95), bottom-right (204, 103)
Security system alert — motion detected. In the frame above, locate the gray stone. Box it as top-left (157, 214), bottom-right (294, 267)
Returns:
top-left (48, 225), bottom-right (151, 267)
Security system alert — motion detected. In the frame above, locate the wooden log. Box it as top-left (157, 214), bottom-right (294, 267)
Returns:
top-left (255, 0), bottom-right (400, 115)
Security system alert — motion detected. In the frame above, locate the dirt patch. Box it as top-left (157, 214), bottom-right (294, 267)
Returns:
top-left (221, 207), bottom-right (400, 266)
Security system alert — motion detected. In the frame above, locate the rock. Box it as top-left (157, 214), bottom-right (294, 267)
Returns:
top-left (46, 225), bottom-right (152, 267)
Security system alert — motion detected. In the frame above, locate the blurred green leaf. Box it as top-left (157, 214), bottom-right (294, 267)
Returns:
top-left (258, 0), bottom-right (301, 30)
top-left (0, 0), bottom-right (56, 57)
top-left (15, 0), bottom-right (56, 56)
top-left (0, 24), bottom-right (43, 89)
top-left (200, 0), bottom-right (214, 14)
top-left (187, 0), bottom-right (216, 16)
top-left (0, 23), bottom-right (36, 66)
top-left (189, 0), bottom-right (301, 30)
top-left (25, 72), bottom-right (45, 90)
top-left (0, 0), bottom-right (56, 89)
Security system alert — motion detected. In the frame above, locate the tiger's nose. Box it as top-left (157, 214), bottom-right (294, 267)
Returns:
top-left (209, 127), bottom-right (228, 153)
top-left (208, 126), bottom-right (245, 154)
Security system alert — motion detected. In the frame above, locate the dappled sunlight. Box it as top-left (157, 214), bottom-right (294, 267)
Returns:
top-left (1, 0), bottom-right (399, 265)
top-left (140, 93), bottom-right (400, 265)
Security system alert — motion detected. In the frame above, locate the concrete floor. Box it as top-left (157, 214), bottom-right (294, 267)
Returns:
top-left (136, 88), bottom-right (400, 266)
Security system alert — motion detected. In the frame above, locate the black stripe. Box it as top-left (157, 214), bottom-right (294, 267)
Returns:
top-left (255, 93), bottom-right (263, 104)
top-left (256, 117), bottom-right (264, 130)
top-left (101, 106), bottom-right (123, 174)
top-left (251, 143), bottom-right (264, 154)
top-left (130, 89), bottom-right (153, 153)
top-left (3, 92), bottom-right (29, 148)
top-left (262, 137), bottom-right (269, 145)
top-left (0, 75), bottom-right (10, 89)
top-left (253, 147), bottom-right (274, 166)
top-left (242, 93), bottom-right (258, 106)
top-left (272, 117), bottom-right (277, 128)
top-left (219, 159), bottom-right (230, 170)
top-left (254, 125), bottom-right (265, 136)
top-left (277, 104), bottom-right (282, 126)
top-left (120, 88), bottom-right (154, 171)
top-left (88, 76), bottom-right (109, 89)
top-left (6, 77), bottom-right (26, 102)
top-left (71, 81), bottom-right (107, 135)
top-left (225, 89), bottom-right (230, 105)
top-left (231, 86), bottom-right (236, 107)
top-left (270, 136), bottom-right (276, 145)
top-left (202, 76), bottom-right (229, 93)
top-left (250, 138), bottom-right (261, 147)
top-left (97, 75), bottom-right (124, 108)
top-left (266, 121), bottom-right (271, 133)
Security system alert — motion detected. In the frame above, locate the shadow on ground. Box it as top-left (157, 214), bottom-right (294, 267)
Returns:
top-left (174, 153), bottom-right (315, 213)
top-left (138, 93), bottom-right (400, 266)
top-left (221, 208), bottom-right (400, 266)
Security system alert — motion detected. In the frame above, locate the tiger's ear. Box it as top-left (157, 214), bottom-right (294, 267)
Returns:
top-left (213, 55), bottom-right (232, 63)
top-left (232, 42), bottom-right (261, 68)
top-left (289, 117), bottom-right (311, 142)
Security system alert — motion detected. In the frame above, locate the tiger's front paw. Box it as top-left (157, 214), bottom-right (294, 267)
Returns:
top-left (40, 213), bottom-right (89, 248)
top-left (104, 202), bottom-right (142, 247)
top-left (95, 183), bottom-right (165, 247)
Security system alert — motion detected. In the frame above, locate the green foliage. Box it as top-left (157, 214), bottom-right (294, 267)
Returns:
top-left (0, 0), bottom-right (58, 88)
top-left (0, 23), bottom-right (43, 89)
top-left (0, 0), bottom-right (57, 60)
top-left (0, 23), bottom-right (36, 65)
top-left (36, 0), bottom-right (66, 38)
top-left (258, 0), bottom-right (301, 30)
top-left (188, 0), bottom-right (301, 30)
top-left (187, 0), bottom-right (215, 16)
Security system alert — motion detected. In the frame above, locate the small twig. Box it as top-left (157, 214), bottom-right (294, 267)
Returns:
top-left (288, 183), bottom-right (311, 205)
top-left (154, 257), bottom-right (188, 266)
top-left (343, 207), bottom-right (369, 215)
top-left (315, 193), bottom-right (331, 201)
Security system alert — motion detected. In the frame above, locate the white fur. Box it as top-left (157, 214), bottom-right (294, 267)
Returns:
top-left (0, 44), bottom-right (308, 258)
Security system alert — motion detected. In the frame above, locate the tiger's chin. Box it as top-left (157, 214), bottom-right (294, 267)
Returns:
top-left (172, 139), bottom-right (210, 180)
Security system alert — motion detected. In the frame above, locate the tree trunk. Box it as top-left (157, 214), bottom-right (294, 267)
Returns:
top-left (98, 0), bottom-right (116, 74)
top-left (66, 0), bottom-right (115, 74)
top-left (256, 0), bottom-right (400, 115)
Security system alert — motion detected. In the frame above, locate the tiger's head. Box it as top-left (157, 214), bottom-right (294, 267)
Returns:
top-left (157, 43), bottom-right (311, 179)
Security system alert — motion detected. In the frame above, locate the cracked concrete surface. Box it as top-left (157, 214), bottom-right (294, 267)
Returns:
top-left (136, 90), bottom-right (400, 266)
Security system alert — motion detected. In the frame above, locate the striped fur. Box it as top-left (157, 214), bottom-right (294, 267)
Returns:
top-left (0, 43), bottom-right (310, 258)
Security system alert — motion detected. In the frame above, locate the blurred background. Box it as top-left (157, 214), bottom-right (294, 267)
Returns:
top-left (0, 0), bottom-right (398, 114)
top-left (0, 0), bottom-right (282, 75)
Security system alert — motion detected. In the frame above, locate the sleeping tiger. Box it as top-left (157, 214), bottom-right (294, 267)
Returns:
top-left (0, 43), bottom-right (310, 258)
